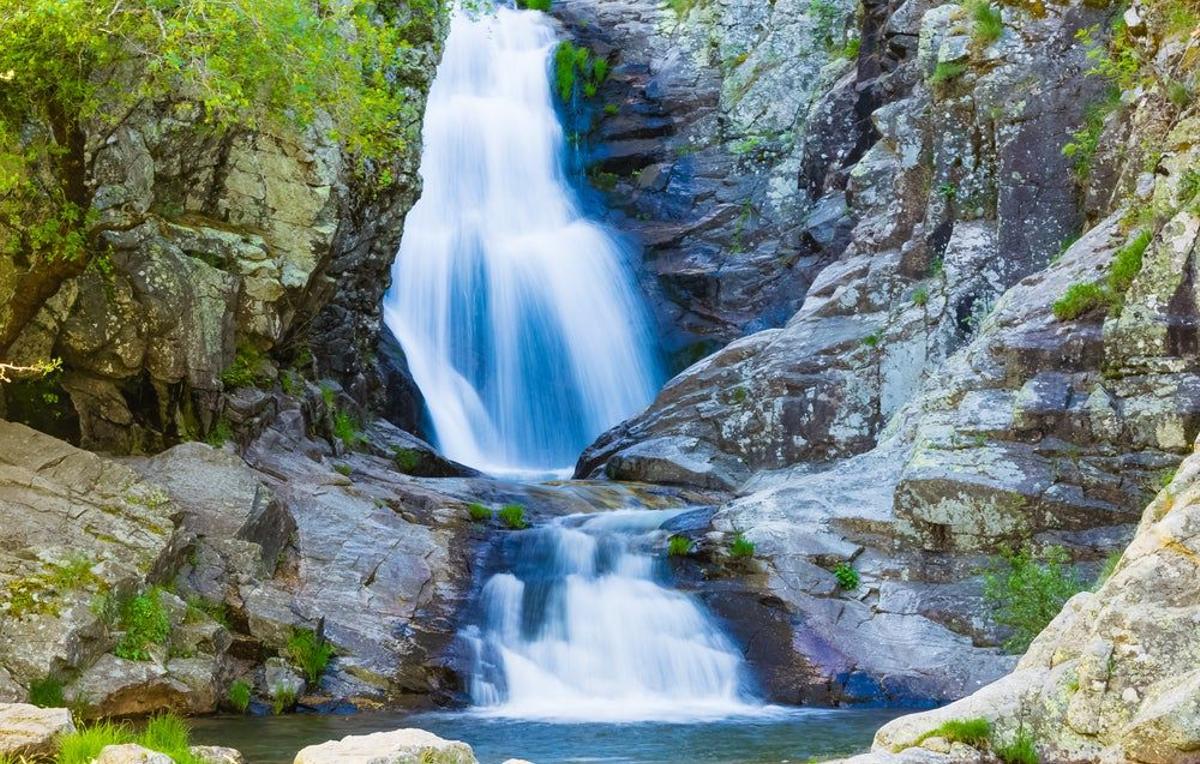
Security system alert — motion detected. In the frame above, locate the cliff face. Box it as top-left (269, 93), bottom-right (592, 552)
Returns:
top-left (574, 0), bottom-right (1199, 709)
top-left (0, 8), bottom-right (445, 455)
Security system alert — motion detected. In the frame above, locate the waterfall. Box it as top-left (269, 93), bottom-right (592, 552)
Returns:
top-left (462, 510), bottom-right (766, 722)
top-left (381, 4), bottom-right (661, 477)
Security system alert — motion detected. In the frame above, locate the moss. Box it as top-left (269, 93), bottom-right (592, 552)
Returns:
top-left (861, 332), bottom-right (881, 347)
top-left (1052, 282), bottom-right (1109, 321)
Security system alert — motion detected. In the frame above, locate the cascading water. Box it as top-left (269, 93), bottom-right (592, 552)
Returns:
top-left (381, 3), bottom-right (661, 477)
top-left (462, 510), bottom-right (767, 722)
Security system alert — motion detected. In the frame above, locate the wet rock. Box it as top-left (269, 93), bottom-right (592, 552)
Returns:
top-left (293, 728), bottom-right (477, 764)
top-left (0, 704), bottom-right (75, 760)
top-left (190, 746), bottom-right (246, 764)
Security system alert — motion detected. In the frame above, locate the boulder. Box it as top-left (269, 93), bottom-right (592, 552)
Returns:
top-left (94, 744), bottom-right (175, 764)
top-left (191, 745), bottom-right (246, 764)
top-left (0, 703), bottom-right (75, 759)
top-left (293, 728), bottom-right (477, 764)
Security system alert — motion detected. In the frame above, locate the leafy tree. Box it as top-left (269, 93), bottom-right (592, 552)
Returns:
top-left (0, 0), bottom-right (444, 355)
top-left (983, 545), bottom-right (1084, 653)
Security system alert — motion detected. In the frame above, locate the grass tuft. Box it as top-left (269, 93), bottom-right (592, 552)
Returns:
top-left (467, 502), bottom-right (494, 522)
top-left (227, 679), bottom-right (252, 714)
top-left (729, 533), bottom-right (755, 559)
top-left (929, 61), bottom-right (967, 87)
top-left (286, 628), bottom-right (335, 686)
top-left (915, 717), bottom-right (992, 748)
top-left (1052, 282), bottom-right (1108, 321)
top-left (994, 728), bottom-right (1039, 764)
top-left (667, 536), bottom-right (694, 557)
top-left (966, 0), bottom-right (1003, 43)
top-left (498, 504), bottom-right (529, 530)
top-left (28, 675), bottom-right (64, 708)
top-left (114, 587), bottom-right (171, 662)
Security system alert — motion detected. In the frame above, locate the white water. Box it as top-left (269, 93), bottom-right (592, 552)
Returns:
top-left (463, 510), bottom-right (769, 722)
top-left (381, 4), bottom-right (661, 477)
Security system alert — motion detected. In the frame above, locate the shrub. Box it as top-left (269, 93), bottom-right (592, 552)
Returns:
top-left (833, 562), bottom-right (859, 590)
top-left (498, 504), bottom-right (529, 530)
top-left (916, 717), bottom-right (992, 747)
top-left (994, 728), bottom-right (1039, 764)
top-left (729, 533), bottom-right (755, 559)
top-left (467, 502), bottom-right (493, 522)
top-left (667, 536), bottom-right (694, 556)
top-left (115, 588), bottom-right (171, 661)
top-left (28, 675), bottom-right (64, 708)
top-left (391, 447), bottom-right (422, 473)
top-left (271, 683), bottom-right (298, 715)
top-left (966, 0), bottom-right (1003, 43)
top-left (929, 61), bottom-right (967, 86)
top-left (287, 628), bottom-right (335, 686)
top-left (331, 410), bottom-right (363, 448)
top-left (983, 545), bottom-right (1084, 653)
top-left (227, 679), bottom-right (252, 713)
top-left (1052, 282), bottom-right (1108, 321)
top-left (219, 345), bottom-right (267, 389)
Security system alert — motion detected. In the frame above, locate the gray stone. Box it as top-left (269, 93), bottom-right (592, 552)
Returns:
top-left (293, 728), bottom-right (477, 764)
top-left (0, 703), bottom-right (75, 759)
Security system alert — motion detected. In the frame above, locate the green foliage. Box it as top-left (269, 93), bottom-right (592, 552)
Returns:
top-left (391, 446), bottom-right (423, 473)
top-left (286, 628), bottom-right (335, 686)
top-left (1061, 90), bottom-right (1120, 183)
top-left (227, 679), bottom-right (252, 714)
top-left (517, 0), bottom-right (553, 9)
top-left (332, 410), bottom-right (364, 448)
top-left (1180, 169), bottom-right (1200, 207)
top-left (333, 462), bottom-right (353, 477)
top-left (1107, 229), bottom-right (1152, 295)
top-left (983, 545), bottom-right (1084, 653)
top-left (554, 42), bottom-right (609, 102)
top-left (320, 383), bottom-right (337, 408)
top-left (913, 286), bottom-right (930, 307)
top-left (994, 728), bottom-right (1039, 764)
top-left (1167, 79), bottom-right (1192, 108)
top-left (270, 683), bottom-right (298, 715)
top-left (57, 714), bottom-right (201, 764)
top-left (499, 503), bottom-right (529, 530)
top-left (28, 675), bottom-right (64, 708)
top-left (1094, 550), bottom-right (1122, 589)
top-left (730, 386), bottom-right (749, 403)
top-left (729, 533), bottom-right (755, 560)
top-left (809, 0), bottom-right (843, 49)
top-left (204, 417), bottom-right (234, 448)
top-left (966, 0), bottom-right (1004, 44)
top-left (114, 587), bottom-right (171, 662)
top-left (861, 332), bottom-right (881, 348)
top-left (667, 0), bottom-right (704, 18)
top-left (833, 562), bottom-right (860, 590)
top-left (929, 61), bottom-right (968, 87)
top-left (184, 595), bottom-right (229, 628)
top-left (1077, 20), bottom-right (1141, 93)
top-left (937, 182), bottom-right (958, 199)
top-left (841, 38), bottom-right (862, 59)
top-left (667, 536), bottom-right (694, 557)
top-left (916, 717), bottom-right (992, 747)
top-left (467, 502), bottom-right (494, 522)
top-left (1052, 282), bottom-right (1109, 321)
top-left (219, 345), bottom-right (268, 389)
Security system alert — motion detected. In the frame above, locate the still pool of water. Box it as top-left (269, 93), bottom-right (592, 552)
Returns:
top-left (190, 708), bottom-right (905, 764)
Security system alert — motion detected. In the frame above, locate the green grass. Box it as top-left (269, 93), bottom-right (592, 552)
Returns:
top-left (517, 0), bottom-right (552, 9)
top-left (227, 679), bottom-right (252, 714)
top-left (966, 0), bottom-right (1003, 43)
top-left (114, 587), bottom-right (171, 661)
top-left (667, 536), bottom-right (694, 557)
top-left (391, 447), bottom-right (422, 473)
top-left (333, 463), bottom-right (352, 477)
top-left (841, 38), bottom-right (861, 59)
top-left (833, 562), bottom-right (859, 590)
top-left (913, 286), bottom-right (929, 307)
top-left (205, 417), bottom-right (233, 447)
top-left (1094, 550), bottom-right (1122, 589)
top-left (331, 410), bottom-right (363, 448)
top-left (861, 332), bottom-right (881, 348)
top-left (220, 345), bottom-right (268, 390)
top-left (729, 533), bottom-right (755, 559)
top-left (286, 628), bottom-right (334, 686)
top-left (1052, 282), bottom-right (1109, 321)
top-left (983, 545), bottom-right (1084, 652)
top-left (1180, 168), bottom-right (1200, 207)
top-left (915, 717), bottom-right (992, 747)
top-left (498, 504), bottom-right (529, 530)
top-left (57, 714), bottom-right (202, 764)
top-left (28, 675), bottom-right (64, 708)
top-left (271, 684), bottom-right (298, 715)
top-left (554, 41), bottom-right (608, 102)
top-left (994, 728), bottom-right (1039, 764)
top-left (1107, 229), bottom-right (1151, 295)
top-left (929, 61), bottom-right (967, 86)
top-left (467, 502), bottom-right (494, 522)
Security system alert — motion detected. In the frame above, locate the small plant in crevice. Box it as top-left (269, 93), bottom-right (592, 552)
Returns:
top-left (271, 683), bottom-right (298, 715)
top-left (841, 37), bottom-right (861, 59)
top-left (1052, 282), bottom-right (1109, 321)
top-left (1061, 88), bottom-right (1120, 184)
top-left (833, 562), bottom-right (860, 590)
top-left (227, 679), bottom-right (252, 714)
top-left (219, 344), bottom-right (270, 390)
top-left (391, 446), bottom-right (423, 474)
top-left (1179, 168), bottom-right (1200, 208)
top-left (994, 727), bottom-right (1040, 764)
top-left (554, 41), bottom-right (608, 103)
top-left (982, 545), bottom-right (1084, 653)
top-left (861, 332), bottom-right (881, 348)
top-left (729, 533), bottom-right (755, 560)
top-left (498, 503), bottom-right (529, 530)
top-left (667, 535), bottom-right (694, 557)
top-left (730, 386), bottom-right (748, 404)
top-left (965, 0), bottom-right (1004, 44)
top-left (333, 462), bottom-right (352, 477)
top-left (937, 181), bottom-right (958, 199)
top-left (205, 417), bottom-right (234, 448)
top-left (929, 61), bottom-right (968, 88)
top-left (114, 587), bottom-right (171, 662)
top-left (912, 286), bottom-right (930, 307)
top-left (1053, 228), bottom-right (1152, 321)
top-left (516, 0), bottom-right (552, 9)
top-left (139, 713), bottom-right (202, 764)
top-left (915, 717), bottom-right (992, 748)
top-left (27, 675), bottom-right (65, 708)
top-left (331, 410), bottom-right (364, 449)
top-left (1094, 549), bottom-right (1122, 590)
top-left (286, 627), bottom-right (335, 686)
top-left (467, 502), bottom-right (494, 522)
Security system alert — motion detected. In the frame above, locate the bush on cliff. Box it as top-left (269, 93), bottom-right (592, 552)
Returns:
top-left (983, 545), bottom-right (1084, 653)
top-left (0, 0), bottom-right (444, 356)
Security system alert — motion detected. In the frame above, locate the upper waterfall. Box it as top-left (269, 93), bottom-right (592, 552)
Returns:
top-left (381, 4), bottom-right (662, 477)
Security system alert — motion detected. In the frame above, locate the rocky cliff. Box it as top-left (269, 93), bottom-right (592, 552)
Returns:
top-left (572, 0), bottom-right (1199, 710)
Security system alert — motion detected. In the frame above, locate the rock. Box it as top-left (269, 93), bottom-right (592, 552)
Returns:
top-left (0, 703), bottom-right (75, 760)
top-left (66, 654), bottom-right (195, 718)
top-left (263, 658), bottom-right (305, 700)
top-left (94, 744), bottom-right (175, 764)
top-left (292, 728), bottom-right (477, 764)
top-left (191, 745), bottom-right (246, 764)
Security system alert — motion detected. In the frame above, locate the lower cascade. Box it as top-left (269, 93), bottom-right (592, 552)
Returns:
top-left (461, 510), bottom-right (766, 721)
top-left (381, 3), bottom-right (661, 477)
